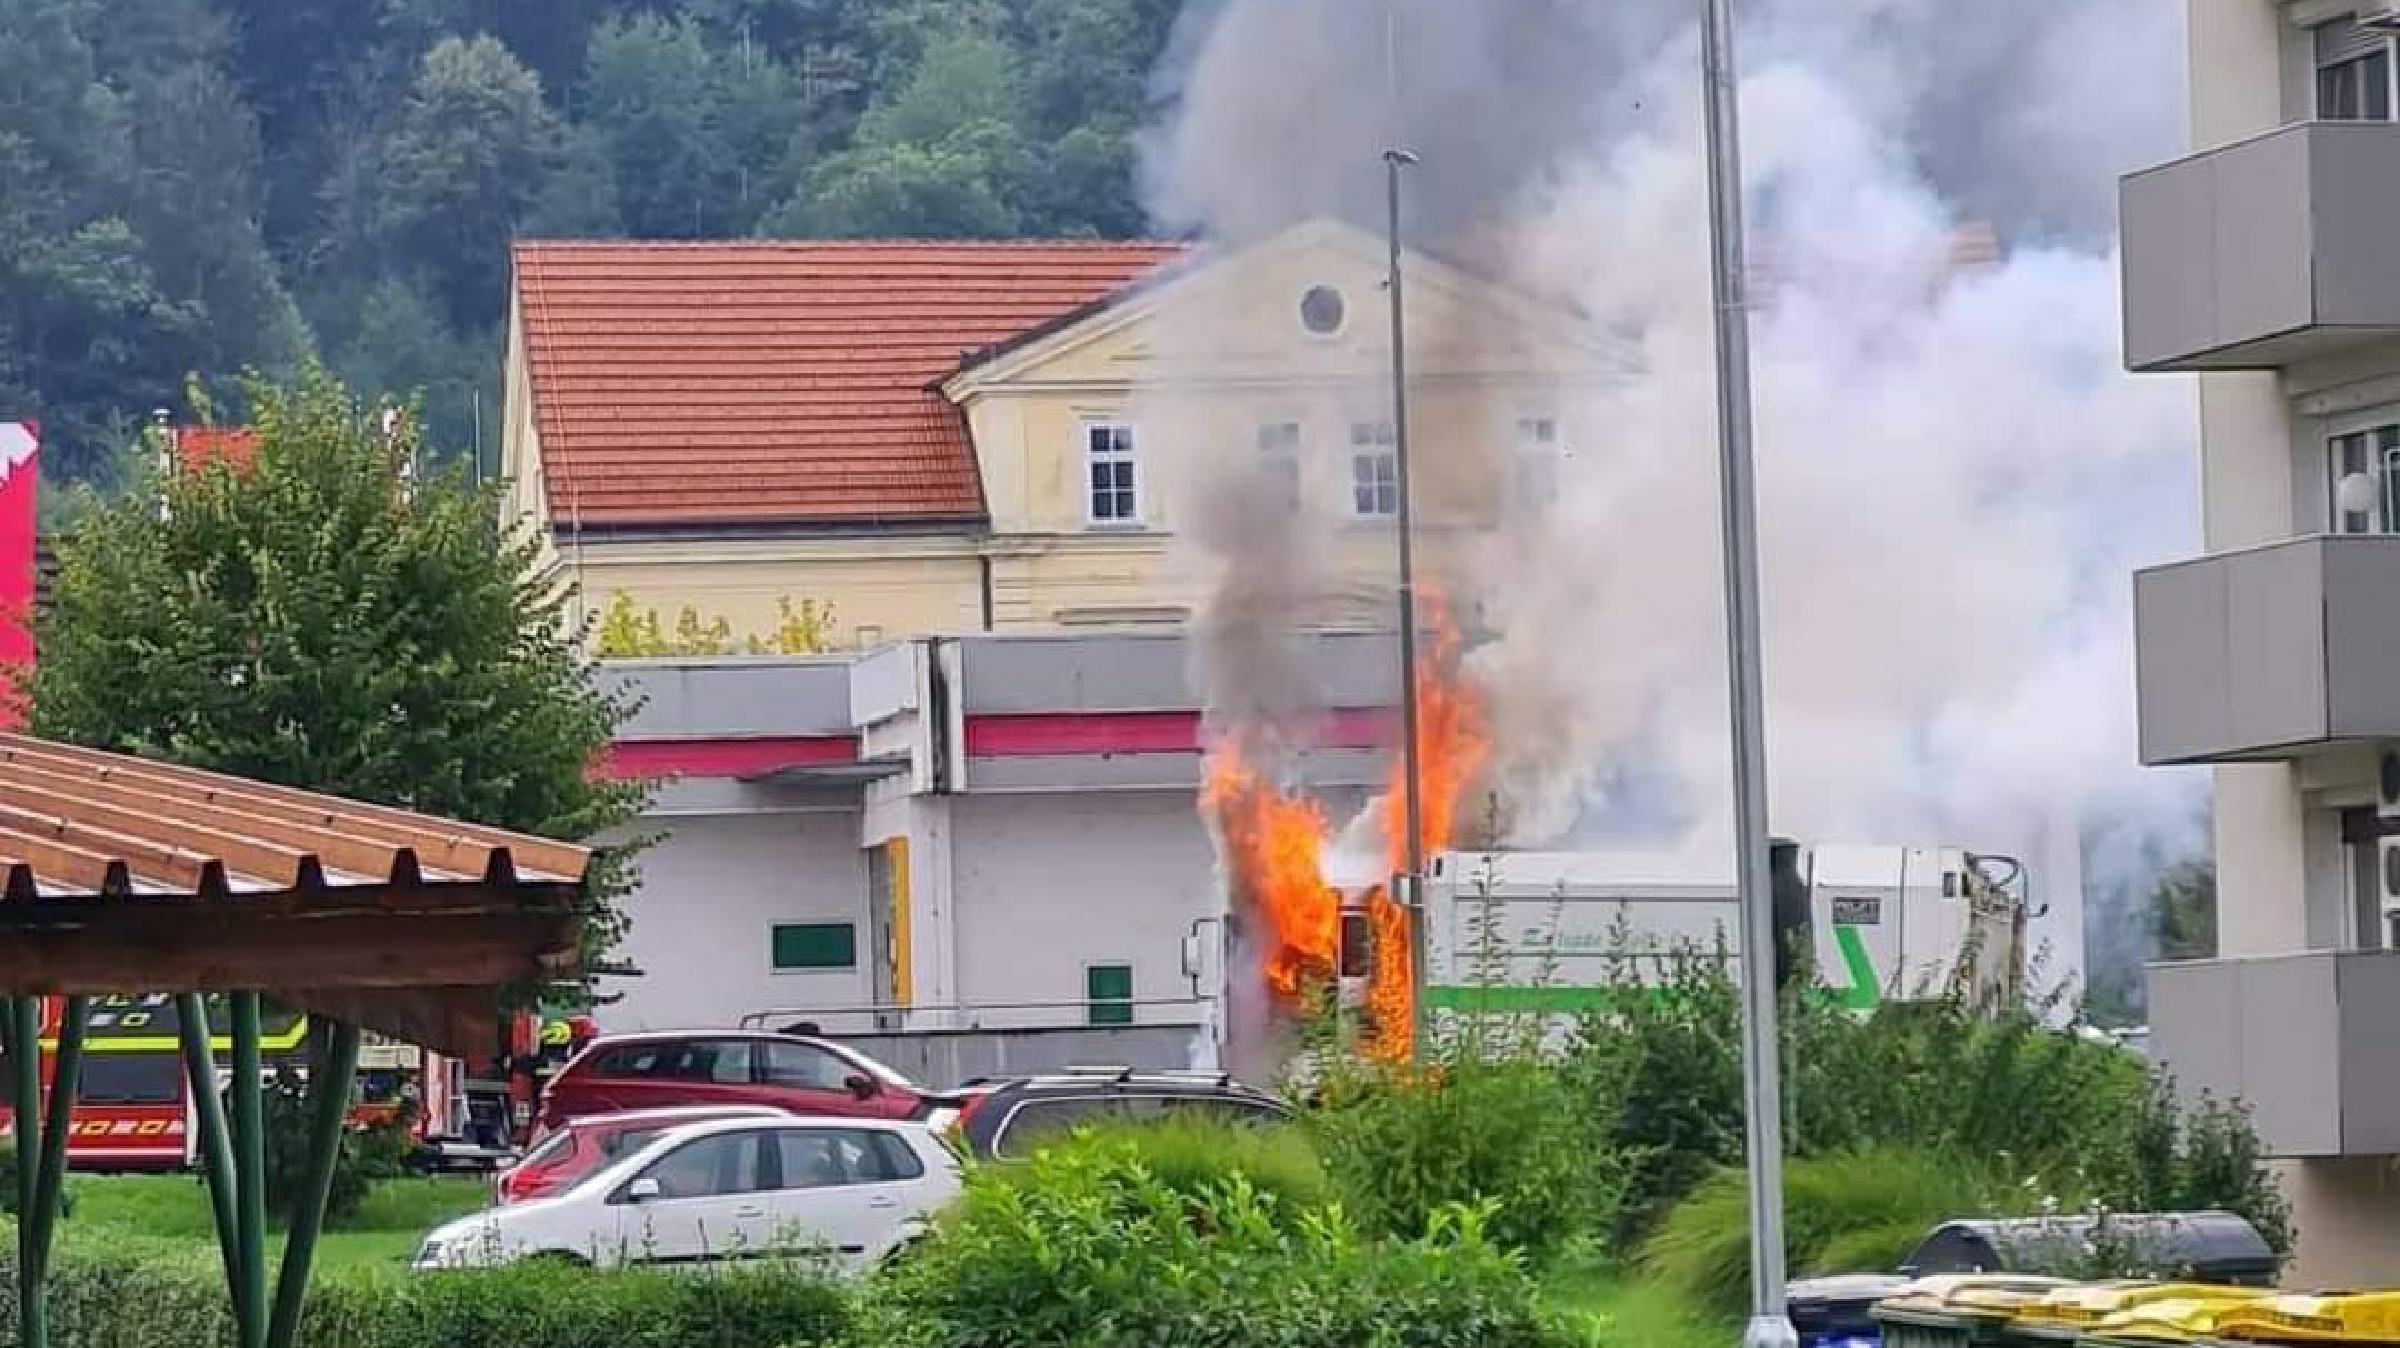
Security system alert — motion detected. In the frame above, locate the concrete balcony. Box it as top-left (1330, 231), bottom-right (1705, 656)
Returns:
top-left (2134, 536), bottom-right (2400, 765)
top-left (2121, 122), bottom-right (2400, 372)
top-left (2149, 950), bottom-right (2400, 1158)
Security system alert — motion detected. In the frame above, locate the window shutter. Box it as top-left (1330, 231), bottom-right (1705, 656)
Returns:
top-left (2319, 17), bottom-right (2387, 66)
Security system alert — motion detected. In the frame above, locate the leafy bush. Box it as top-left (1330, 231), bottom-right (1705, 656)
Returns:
top-left (260, 1062), bottom-right (392, 1221)
top-left (1560, 949), bottom-right (1746, 1245)
top-left (1031, 1111), bottom-right (1337, 1216)
top-left (872, 1124), bottom-right (1581, 1348)
top-left (1310, 1055), bottom-right (1618, 1262)
top-left (1640, 1147), bottom-right (2016, 1318)
top-left (0, 1248), bottom-right (854, 1348)
top-left (1562, 942), bottom-right (2289, 1262)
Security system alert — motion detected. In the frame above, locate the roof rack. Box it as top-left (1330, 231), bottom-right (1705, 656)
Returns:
top-left (1058, 1065), bottom-right (1137, 1080)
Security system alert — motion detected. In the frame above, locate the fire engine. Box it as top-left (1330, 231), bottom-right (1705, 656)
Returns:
top-left (0, 996), bottom-right (596, 1171)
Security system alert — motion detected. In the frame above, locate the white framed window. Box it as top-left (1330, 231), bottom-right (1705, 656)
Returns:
top-left (2317, 17), bottom-right (2396, 120)
top-left (1257, 421), bottom-right (1302, 512)
top-left (1349, 420), bottom-right (1398, 517)
top-left (1511, 415), bottom-right (1563, 510)
top-left (2327, 419), bottom-right (2400, 533)
top-left (1084, 422), bottom-right (1139, 525)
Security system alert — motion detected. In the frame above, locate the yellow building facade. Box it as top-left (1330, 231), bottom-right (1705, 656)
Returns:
top-left (502, 220), bottom-right (1624, 646)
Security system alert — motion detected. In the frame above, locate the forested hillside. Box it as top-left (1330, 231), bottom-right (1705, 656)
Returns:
top-left (0, 0), bottom-right (1182, 495)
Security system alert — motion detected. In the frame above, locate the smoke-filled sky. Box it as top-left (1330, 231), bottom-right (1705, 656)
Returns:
top-left (1147, 0), bottom-right (2205, 987)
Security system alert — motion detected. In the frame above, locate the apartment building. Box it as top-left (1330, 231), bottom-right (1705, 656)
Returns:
top-left (2127, 0), bottom-right (2400, 1285)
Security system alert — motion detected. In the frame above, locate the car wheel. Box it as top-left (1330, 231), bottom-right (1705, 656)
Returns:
top-left (524, 1250), bottom-right (591, 1269)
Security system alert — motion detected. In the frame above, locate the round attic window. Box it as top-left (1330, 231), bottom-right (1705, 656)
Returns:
top-left (1299, 285), bottom-right (1347, 335)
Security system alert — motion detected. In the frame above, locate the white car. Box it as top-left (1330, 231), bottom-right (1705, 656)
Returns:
top-left (414, 1116), bottom-right (961, 1272)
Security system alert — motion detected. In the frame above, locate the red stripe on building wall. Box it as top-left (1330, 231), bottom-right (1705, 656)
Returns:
top-left (598, 736), bottom-right (859, 780)
top-left (964, 708), bottom-right (1391, 758)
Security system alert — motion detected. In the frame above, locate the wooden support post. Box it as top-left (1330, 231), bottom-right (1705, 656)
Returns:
top-left (229, 992), bottom-right (267, 1348)
top-left (176, 993), bottom-right (244, 1307)
top-left (266, 1019), bottom-right (360, 1348)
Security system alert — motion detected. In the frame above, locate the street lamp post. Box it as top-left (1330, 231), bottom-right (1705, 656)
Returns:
top-left (1382, 145), bottom-right (1429, 1060)
top-left (1698, 1), bottom-right (1796, 1346)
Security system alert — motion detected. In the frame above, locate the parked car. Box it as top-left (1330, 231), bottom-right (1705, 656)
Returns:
top-left (416, 1116), bottom-right (962, 1272)
top-left (533, 1031), bottom-right (935, 1136)
top-left (494, 1104), bottom-right (794, 1205)
top-left (948, 1068), bottom-right (1291, 1159)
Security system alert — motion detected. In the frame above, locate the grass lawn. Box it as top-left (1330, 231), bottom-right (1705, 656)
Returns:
top-left (1544, 1258), bottom-right (1729, 1348)
top-left (60, 1173), bottom-right (490, 1272)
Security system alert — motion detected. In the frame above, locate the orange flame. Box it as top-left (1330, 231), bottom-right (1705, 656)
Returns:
top-left (1368, 597), bottom-right (1489, 1062)
top-left (1202, 596), bottom-right (1490, 1064)
top-left (1201, 748), bottom-right (1337, 1003)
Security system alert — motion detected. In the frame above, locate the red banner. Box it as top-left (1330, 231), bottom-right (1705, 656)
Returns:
top-left (0, 420), bottom-right (33, 729)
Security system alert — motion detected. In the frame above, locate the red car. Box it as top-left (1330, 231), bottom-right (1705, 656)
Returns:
top-left (493, 1104), bottom-right (792, 1205)
top-left (532, 1031), bottom-right (932, 1137)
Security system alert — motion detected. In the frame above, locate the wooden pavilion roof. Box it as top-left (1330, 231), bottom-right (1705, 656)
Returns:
top-left (0, 734), bottom-right (590, 1054)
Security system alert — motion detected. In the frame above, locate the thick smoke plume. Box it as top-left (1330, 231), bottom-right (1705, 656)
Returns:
top-left (1149, 0), bottom-right (2202, 1001)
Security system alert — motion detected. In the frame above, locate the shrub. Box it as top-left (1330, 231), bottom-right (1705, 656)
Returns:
top-left (1640, 1147), bottom-right (2017, 1318)
top-left (0, 1247), bottom-right (854, 1348)
top-left (261, 1062), bottom-right (373, 1221)
top-left (1030, 1111), bottom-right (1337, 1216)
top-left (1309, 1055), bottom-right (1619, 1262)
top-left (872, 1125), bottom-right (1580, 1348)
top-left (1561, 951), bottom-right (1745, 1245)
top-left (1563, 941), bottom-right (2289, 1262)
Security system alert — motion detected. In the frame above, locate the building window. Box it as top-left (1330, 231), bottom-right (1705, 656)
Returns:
top-left (1086, 963), bottom-right (1135, 1026)
top-left (2318, 19), bottom-right (2396, 121)
top-left (1512, 416), bottom-right (1562, 510)
top-left (1257, 421), bottom-right (1302, 511)
top-left (1350, 421), bottom-right (1398, 517)
top-left (2328, 422), bottom-right (2400, 534)
top-left (1299, 285), bottom-right (1348, 336)
top-left (1085, 423), bottom-right (1138, 525)
top-left (771, 922), bottom-right (857, 972)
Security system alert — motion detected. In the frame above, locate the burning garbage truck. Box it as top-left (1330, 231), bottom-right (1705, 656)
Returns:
top-left (1197, 608), bottom-right (2031, 1075)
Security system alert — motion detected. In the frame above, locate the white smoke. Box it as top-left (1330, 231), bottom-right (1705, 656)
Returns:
top-left (1150, 0), bottom-right (2206, 995)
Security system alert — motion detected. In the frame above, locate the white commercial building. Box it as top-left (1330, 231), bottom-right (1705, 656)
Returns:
top-left (2128, 0), bottom-right (2400, 1285)
top-left (592, 631), bottom-right (1387, 1085)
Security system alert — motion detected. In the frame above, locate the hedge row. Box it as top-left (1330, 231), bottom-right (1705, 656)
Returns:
top-left (0, 1250), bottom-right (853, 1348)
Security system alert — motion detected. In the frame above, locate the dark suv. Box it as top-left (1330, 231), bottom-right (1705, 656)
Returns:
top-left (947, 1068), bottom-right (1290, 1159)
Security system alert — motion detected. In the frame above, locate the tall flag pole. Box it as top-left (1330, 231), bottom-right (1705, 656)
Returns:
top-left (0, 420), bottom-right (37, 729)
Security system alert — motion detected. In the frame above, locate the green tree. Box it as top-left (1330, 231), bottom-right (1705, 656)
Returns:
top-left (333, 278), bottom-right (497, 473)
top-left (769, 31), bottom-right (1028, 238)
top-left (27, 366), bottom-right (645, 987)
top-left (372, 35), bottom-right (565, 328)
top-left (584, 13), bottom-right (801, 238)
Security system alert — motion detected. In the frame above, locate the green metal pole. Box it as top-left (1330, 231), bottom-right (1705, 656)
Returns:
top-left (30, 996), bottom-right (90, 1271)
top-left (265, 1020), bottom-right (359, 1348)
top-left (229, 993), bottom-right (267, 1348)
top-left (175, 993), bottom-right (244, 1310)
top-left (12, 997), bottom-right (44, 1348)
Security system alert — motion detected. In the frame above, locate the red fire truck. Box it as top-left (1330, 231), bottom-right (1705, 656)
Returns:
top-left (0, 997), bottom-right (599, 1171)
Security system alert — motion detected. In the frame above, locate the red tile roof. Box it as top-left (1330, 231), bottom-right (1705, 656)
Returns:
top-left (175, 426), bottom-right (258, 475)
top-left (514, 240), bottom-right (1189, 529)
